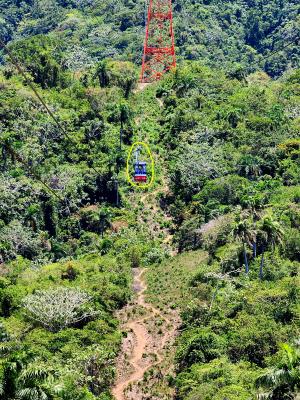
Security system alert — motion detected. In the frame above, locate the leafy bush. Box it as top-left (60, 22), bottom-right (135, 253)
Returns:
top-left (195, 175), bottom-right (250, 206)
top-left (284, 228), bottom-right (300, 261)
top-left (170, 142), bottom-right (228, 199)
top-left (197, 214), bottom-right (235, 254)
top-left (9, 35), bottom-right (67, 88)
top-left (215, 243), bottom-right (242, 273)
top-left (0, 221), bottom-right (41, 262)
top-left (176, 357), bottom-right (258, 400)
top-left (176, 328), bottom-right (225, 370)
top-left (227, 313), bottom-right (280, 366)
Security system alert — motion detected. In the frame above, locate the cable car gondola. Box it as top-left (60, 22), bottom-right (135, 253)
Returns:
top-left (134, 146), bottom-right (147, 183)
top-left (134, 161), bottom-right (147, 182)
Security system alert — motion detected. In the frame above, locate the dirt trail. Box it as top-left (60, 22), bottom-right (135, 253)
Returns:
top-left (113, 85), bottom-right (178, 397)
top-left (137, 174), bottom-right (176, 254)
top-left (112, 268), bottom-right (179, 400)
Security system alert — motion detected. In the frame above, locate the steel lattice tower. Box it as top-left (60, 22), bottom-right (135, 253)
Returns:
top-left (140, 0), bottom-right (176, 83)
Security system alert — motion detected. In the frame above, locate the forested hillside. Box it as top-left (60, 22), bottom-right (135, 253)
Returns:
top-left (0, 0), bottom-right (300, 399)
top-left (1, 0), bottom-right (300, 76)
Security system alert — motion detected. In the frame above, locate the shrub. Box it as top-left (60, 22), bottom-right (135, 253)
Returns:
top-left (176, 357), bottom-right (258, 400)
top-left (176, 328), bottom-right (225, 370)
top-left (0, 220), bottom-right (41, 262)
top-left (195, 175), bottom-right (250, 206)
top-left (9, 35), bottom-right (65, 88)
top-left (94, 60), bottom-right (137, 98)
top-left (171, 143), bottom-right (228, 198)
top-left (181, 300), bottom-right (211, 327)
top-left (284, 228), bottom-right (300, 261)
top-left (79, 207), bottom-right (100, 232)
top-left (215, 243), bottom-right (243, 273)
top-left (144, 247), bottom-right (165, 265)
top-left (127, 246), bottom-right (141, 268)
top-left (0, 285), bottom-right (29, 317)
top-left (228, 313), bottom-right (280, 366)
top-left (198, 214), bottom-right (235, 254)
top-left (177, 216), bottom-right (204, 252)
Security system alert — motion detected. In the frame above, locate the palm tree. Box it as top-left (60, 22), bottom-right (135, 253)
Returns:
top-left (238, 154), bottom-right (262, 179)
top-left (259, 216), bottom-right (284, 251)
top-left (0, 359), bottom-right (52, 400)
top-left (226, 107), bottom-right (243, 128)
top-left (232, 217), bottom-right (257, 273)
top-left (256, 343), bottom-right (300, 399)
top-left (0, 343), bottom-right (52, 400)
top-left (257, 215), bottom-right (284, 278)
top-left (16, 366), bottom-right (51, 400)
top-left (94, 60), bottom-right (110, 88)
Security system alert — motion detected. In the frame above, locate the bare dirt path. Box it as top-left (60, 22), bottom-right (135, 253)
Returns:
top-left (112, 268), bottom-right (179, 400)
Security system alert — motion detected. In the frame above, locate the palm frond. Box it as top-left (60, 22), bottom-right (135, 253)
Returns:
top-left (257, 391), bottom-right (272, 400)
top-left (19, 366), bottom-right (49, 384)
top-left (256, 368), bottom-right (290, 388)
top-left (0, 381), bottom-right (4, 395)
top-left (16, 387), bottom-right (48, 400)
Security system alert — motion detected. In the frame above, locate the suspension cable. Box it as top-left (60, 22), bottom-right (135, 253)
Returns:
top-left (0, 38), bottom-right (100, 176)
top-left (4, 142), bottom-right (65, 202)
top-left (253, 33), bottom-right (300, 68)
top-left (1, 24), bottom-right (299, 202)
top-left (0, 38), bottom-right (73, 143)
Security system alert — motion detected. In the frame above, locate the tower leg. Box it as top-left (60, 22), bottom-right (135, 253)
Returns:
top-left (141, 0), bottom-right (176, 83)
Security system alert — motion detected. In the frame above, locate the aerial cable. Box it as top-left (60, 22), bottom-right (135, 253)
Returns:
top-left (4, 142), bottom-right (65, 202)
top-left (253, 33), bottom-right (300, 67)
top-left (0, 38), bottom-right (120, 206)
top-left (0, 37), bottom-right (100, 176)
top-left (4, 141), bottom-right (99, 218)
top-left (0, 38), bottom-right (73, 143)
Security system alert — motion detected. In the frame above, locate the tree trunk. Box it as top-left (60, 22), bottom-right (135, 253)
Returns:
top-left (114, 179), bottom-right (119, 207)
top-left (259, 250), bottom-right (264, 280)
top-left (209, 281), bottom-right (220, 313)
top-left (243, 242), bottom-right (249, 273)
top-left (252, 241), bottom-right (257, 258)
top-left (120, 120), bottom-right (123, 151)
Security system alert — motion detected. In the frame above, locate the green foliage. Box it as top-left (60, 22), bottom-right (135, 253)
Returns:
top-left (176, 328), bottom-right (225, 370)
top-left (176, 357), bottom-right (259, 400)
top-left (95, 60), bottom-right (137, 98)
top-left (165, 249), bottom-right (300, 398)
top-left (215, 242), bottom-right (242, 272)
top-left (1, 0), bottom-right (299, 77)
top-left (8, 35), bottom-right (67, 88)
top-left (284, 228), bottom-right (300, 261)
top-left (0, 253), bottom-right (131, 398)
top-left (255, 343), bottom-right (300, 399)
top-left (0, 6), bottom-right (300, 397)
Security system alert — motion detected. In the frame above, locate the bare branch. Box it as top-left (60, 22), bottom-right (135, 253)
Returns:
top-left (23, 287), bottom-right (98, 332)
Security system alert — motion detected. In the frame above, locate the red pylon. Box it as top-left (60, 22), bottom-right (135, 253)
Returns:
top-left (140, 0), bottom-right (176, 83)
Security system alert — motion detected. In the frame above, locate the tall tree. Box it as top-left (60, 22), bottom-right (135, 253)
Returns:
top-left (257, 215), bottom-right (284, 278)
top-left (232, 217), bottom-right (256, 273)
